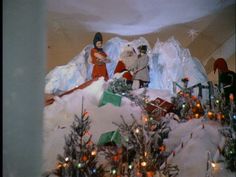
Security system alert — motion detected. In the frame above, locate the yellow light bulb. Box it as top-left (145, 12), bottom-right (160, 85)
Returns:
top-left (141, 161), bottom-right (147, 167)
top-left (91, 150), bottom-right (97, 156)
top-left (63, 163), bottom-right (68, 168)
top-left (144, 152), bottom-right (147, 157)
top-left (56, 163), bottom-right (62, 169)
top-left (208, 111), bottom-right (213, 118)
top-left (211, 162), bottom-right (216, 168)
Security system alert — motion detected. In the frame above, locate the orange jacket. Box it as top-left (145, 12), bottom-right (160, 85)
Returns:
top-left (90, 48), bottom-right (109, 81)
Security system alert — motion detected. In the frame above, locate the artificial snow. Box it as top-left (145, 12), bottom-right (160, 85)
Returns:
top-left (43, 79), bottom-right (235, 177)
top-left (149, 37), bottom-right (208, 93)
top-left (163, 118), bottom-right (234, 177)
top-left (45, 37), bottom-right (208, 98)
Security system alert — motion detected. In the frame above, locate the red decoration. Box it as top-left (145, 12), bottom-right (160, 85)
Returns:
top-left (112, 155), bottom-right (119, 161)
top-left (181, 77), bottom-right (189, 83)
top-left (82, 155), bottom-right (88, 161)
top-left (159, 145), bottom-right (166, 152)
top-left (83, 111), bottom-right (89, 118)
top-left (230, 93), bottom-right (234, 102)
top-left (213, 58), bottom-right (229, 73)
top-left (207, 111), bottom-right (214, 119)
top-left (145, 97), bottom-right (174, 119)
top-left (146, 171), bottom-right (155, 177)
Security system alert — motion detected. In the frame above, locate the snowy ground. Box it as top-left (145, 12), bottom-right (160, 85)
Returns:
top-left (43, 78), bottom-right (234, 177)
top-left (164, 118), bottom-right (234, 177)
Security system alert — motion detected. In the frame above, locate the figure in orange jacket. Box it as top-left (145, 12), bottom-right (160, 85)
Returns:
top-left (90, 32), bottom-right (110, 81)
top-left (114, 45), bottom-right (137, 85)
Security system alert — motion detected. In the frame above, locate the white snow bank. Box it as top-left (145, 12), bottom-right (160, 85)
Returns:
top-left (163, 118), bottom-right (234, 177)
top-left (43, 78), bottom-right (142, 171)
top-left (43, 79), bottom-right (234, 177)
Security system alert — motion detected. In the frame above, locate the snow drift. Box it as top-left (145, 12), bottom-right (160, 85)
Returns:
top-left (43, 78), bottom-right (234, 177)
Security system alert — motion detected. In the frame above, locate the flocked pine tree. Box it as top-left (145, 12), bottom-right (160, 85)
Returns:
top-left (43, 98), bottom-right (104, 177)
top-left (222, 100), bottom-right (236, 172)
top-left (112, 113), bottom-right (175, 177)
top-left (102, 85), bottom-right (178, 176)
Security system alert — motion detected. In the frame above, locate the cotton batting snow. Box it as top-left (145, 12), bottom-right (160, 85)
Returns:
top-left (43, 79), bottom-right (234, 177)
top-left (45, 37), bottom-right (208, 98)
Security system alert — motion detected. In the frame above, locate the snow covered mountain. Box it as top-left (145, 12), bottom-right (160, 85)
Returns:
top-left (149, 37), bottom-right (208, 90)
top-left (45, 37), bottom-right (208, 96)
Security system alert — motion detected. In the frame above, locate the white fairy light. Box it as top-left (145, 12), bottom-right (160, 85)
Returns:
top-left (135, 128), bottom-right (140, 133)
top-left (211, 162), bottom-right (216, 168)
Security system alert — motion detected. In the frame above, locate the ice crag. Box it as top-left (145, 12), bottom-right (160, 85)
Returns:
top-left (149, 37), bottom-right (208, 94)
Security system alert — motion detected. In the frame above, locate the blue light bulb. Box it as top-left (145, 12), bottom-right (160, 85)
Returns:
top-left (233, 114), bottom-right (236, 119)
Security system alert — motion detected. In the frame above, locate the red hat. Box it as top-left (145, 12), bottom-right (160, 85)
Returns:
top-left (213, 58), bottom-right (229, 74)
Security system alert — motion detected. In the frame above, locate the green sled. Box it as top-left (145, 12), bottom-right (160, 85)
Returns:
top-left (99, 90), bottom-right (122, 107)
top-left (97, 130), bottom-right (122, 146)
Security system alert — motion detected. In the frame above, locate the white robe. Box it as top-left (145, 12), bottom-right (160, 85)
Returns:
top-left (133, 54), bottom-right (150, 82)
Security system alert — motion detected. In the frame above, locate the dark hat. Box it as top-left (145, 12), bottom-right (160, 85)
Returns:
top-left (93, 32), bottom-right (103, 47)
top-left (138, 45), bottom-right (147, 54)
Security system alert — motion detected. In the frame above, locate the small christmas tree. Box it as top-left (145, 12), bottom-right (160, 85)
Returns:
top-left (223, 138), bottom-right (236, 171)
top-left (43, 99), bottom-right (104, 177)
top-left (222, 103), bottom-right (236, 172)
top-left (171, 92), bottom-right (195, 120)
top-left (111, 113), bottom-right (172, 176)
top-left (219, 96), bottom-right (236, 172)
top-left (203, 86), bottom-right (232, 125)
top-left (98, 88), bottom-right (175, 176)
top-left (171, 77), bottom-right (209, 120)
